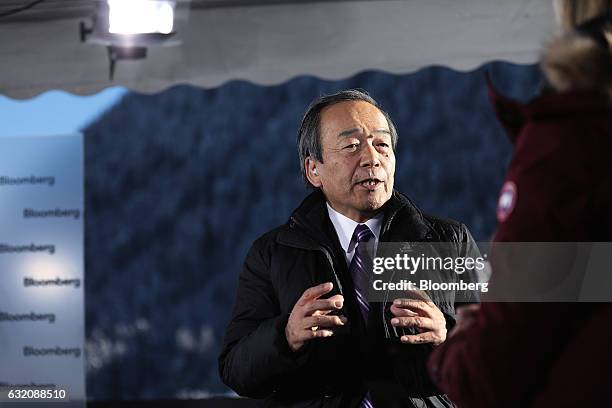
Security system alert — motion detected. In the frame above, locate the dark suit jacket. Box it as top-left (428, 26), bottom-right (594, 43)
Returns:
top-left (219, 189), bottom-right (480, 407)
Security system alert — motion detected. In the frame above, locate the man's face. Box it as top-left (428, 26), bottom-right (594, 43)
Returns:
top-left (307, 100), bottom-right (396, 222)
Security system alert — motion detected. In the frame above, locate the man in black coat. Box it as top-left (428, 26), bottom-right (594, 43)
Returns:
top-left (219, 90), bottom-right (480, 407)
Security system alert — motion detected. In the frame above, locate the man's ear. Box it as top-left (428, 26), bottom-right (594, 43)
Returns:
top-left (305, 157), bottom-right (322, 188)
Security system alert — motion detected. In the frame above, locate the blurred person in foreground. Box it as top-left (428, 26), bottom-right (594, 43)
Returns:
top-left (219, 90), bottom-right (480, 407)
top-left (428, 1), bottom-right (612, 407)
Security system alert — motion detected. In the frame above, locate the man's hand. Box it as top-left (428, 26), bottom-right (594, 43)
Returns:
top-left (285, 282), bottom-right (347, 352)
top-left (390, 292), bottom-right (447, 346)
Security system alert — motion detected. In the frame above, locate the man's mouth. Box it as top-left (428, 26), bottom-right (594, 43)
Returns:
top-left (357, 178), bottom-right (383, 191)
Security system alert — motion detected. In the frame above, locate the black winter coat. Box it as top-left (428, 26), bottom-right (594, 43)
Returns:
top-left (219, 190), bottom-right (480, 407)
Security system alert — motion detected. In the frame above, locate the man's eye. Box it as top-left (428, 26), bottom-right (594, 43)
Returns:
top-left (344, 144), bottom-right (359, 150)
top-left (378, 143), bottom-right (389, 148)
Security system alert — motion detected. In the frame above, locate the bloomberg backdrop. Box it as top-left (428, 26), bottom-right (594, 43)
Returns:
top-left (0, 135), bottom-right (85, 407)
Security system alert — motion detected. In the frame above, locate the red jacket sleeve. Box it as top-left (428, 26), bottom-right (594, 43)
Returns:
top-left (427, 302), bottom-right (584, 408)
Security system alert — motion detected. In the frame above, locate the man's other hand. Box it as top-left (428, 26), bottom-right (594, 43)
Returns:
top-left (390, 292), bottom-right (447, 346)
top-left (285, 282), bottom-right (347, 352)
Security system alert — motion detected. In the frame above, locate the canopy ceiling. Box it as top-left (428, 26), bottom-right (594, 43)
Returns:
top-left (0, 0), bottom-right (554, 99)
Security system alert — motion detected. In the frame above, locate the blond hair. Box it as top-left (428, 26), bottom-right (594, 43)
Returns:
top-left (554, 0), bottom-right (612, 31)
top-left (544, 0), bottom-right (612, 95)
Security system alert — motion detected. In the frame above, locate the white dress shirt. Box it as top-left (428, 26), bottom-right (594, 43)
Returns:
top-left (326, 203), bottom-right (383, 266)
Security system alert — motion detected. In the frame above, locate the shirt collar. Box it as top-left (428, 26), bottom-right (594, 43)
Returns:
top-left (326, 203), bottom-right (383, 254)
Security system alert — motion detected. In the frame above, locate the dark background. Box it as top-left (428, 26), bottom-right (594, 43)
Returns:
top-left (82, 62), bottom-right (542, 400)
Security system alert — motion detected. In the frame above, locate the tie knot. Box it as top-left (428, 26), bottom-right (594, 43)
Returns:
top-left (353, 224), bottom-right (374, 243)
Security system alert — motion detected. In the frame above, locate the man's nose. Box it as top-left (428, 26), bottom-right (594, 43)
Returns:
top-left (360, 143), bottom-right (381, 168)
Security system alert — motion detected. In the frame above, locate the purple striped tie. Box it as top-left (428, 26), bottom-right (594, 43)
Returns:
top-left (349, 224), bottom-right (375, 408)
top-left (350, 224), bottom-right (374, 321)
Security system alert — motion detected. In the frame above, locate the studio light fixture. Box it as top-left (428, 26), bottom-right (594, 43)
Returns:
top-left (108, 0), bottom-right (175, 35)
top-left (80, 0), bottom-right (189, 80)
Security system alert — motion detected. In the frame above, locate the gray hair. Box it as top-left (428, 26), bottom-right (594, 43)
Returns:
top-left (297, 89), bottom-right (398, 186)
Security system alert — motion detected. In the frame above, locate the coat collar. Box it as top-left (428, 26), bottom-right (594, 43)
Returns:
top-left (277, 189), bottom-right (433, 250)
top-left (486, 73), bottom-right (611, 145)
